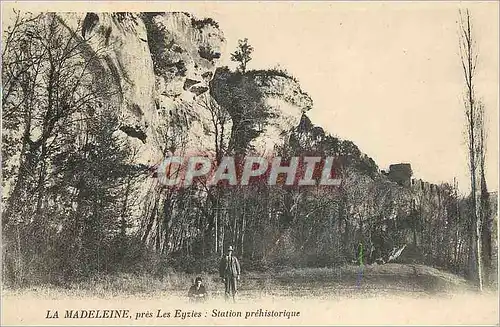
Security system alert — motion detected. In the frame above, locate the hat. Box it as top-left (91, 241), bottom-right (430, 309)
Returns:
top-left (227, 245), bottom-right (234, 251)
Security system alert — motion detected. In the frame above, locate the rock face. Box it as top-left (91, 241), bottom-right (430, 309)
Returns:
top-left (59, 13), bottom-right (155, 143)
top-left (251, 73), bottom-right (313, 111)
top-left (59, 11), bottom-right (316, 161)
top-left (58, 12), bottom-right (227, 168)
top-left (248, 72), bottom-right (314, 154)
top-left (48, 12), bottom-right (227, 226)
top-left (54, 12), bottom-right (311, 225)
top-left (143, 13), bottom-right (224, 101)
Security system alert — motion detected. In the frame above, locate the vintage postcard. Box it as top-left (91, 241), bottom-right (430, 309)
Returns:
top-left (1, 1), bottom-right (499, 326)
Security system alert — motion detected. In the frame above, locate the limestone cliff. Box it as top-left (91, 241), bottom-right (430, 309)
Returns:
top-left (57, 12), bottom-right (311, 165)
top-left (248, 70), bottom-right (313, 154)
top-left (53, 12), bottom-right (312, 225)
top-left (58, 12), bottom-right (227, 167)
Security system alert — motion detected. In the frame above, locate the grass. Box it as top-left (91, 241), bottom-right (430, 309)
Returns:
top-left (3, 264), bottom-right (497, 326)
top-left (3, 263), bottom-right (485, 301)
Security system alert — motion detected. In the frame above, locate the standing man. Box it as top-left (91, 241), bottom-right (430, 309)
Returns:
top-left (219, 245), bottom-right (241, 302)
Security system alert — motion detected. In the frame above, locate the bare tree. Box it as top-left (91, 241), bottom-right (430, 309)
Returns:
top-left (2, 11), bottom-right (117, 284)
top-left (200, 93), bottom-right (231, 163)
top-left (476, 101), bottom-right (493, 285)
top-left (2, 12), bottom-right (112, 219)
top-left (458, 8), bottom-right (484, 291)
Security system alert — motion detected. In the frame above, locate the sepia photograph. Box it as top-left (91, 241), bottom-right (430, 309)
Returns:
top-left (1, 1), bottom-right (499, 325)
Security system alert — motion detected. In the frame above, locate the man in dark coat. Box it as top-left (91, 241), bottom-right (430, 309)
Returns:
top-left (219, 245), bottom-right (241, 302)
top-left (188, 276), bottom-right (208, 302)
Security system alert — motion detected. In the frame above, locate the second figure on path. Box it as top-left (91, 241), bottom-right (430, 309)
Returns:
top-left (219, 245), bottom-right (241, 302)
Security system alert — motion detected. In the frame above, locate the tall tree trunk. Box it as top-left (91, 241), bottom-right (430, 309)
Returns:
top-left (459, 8), bottom-right (483, 291)
top-left (480, 169), bottom-right (492, 285)
top-left (240, 205), bottom-right (246, 259)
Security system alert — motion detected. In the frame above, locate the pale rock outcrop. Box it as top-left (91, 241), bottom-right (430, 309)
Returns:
top-left (58, 12), bottom-right (226, 168)
top-left (19, 12), bottom-right (311, 229)
top-left (54, 12), bottom-right (227, 225)
top-left (252, 74), bottom-right (313, 111)
top-left (58, 12), bottom-right (313, 170)
top-left (249, 73), bottom-right (313, 155)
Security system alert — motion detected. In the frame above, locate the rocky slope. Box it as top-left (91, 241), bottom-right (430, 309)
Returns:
top-left (54, 12), bottom-right (313, 224)
top-left (58, 12), bottom-right (313, 161)
top-left (58, 12), bottom-right (223, 164)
